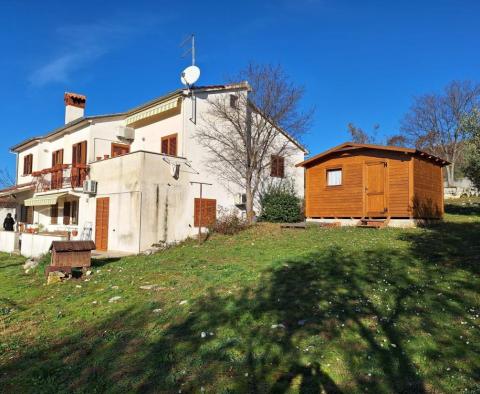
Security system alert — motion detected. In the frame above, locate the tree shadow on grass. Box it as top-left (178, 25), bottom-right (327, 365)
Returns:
top-left (401, 219), bottom-right (480, 275)
top-left (444, 200), bottom-right (480, 216)
top-left (1, 247), bottom-right (479, 393)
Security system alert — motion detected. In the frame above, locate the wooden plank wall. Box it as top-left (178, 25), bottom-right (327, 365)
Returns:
top-left (413, 157), bottom-right (444, 218)
top-left (305, 150), bottom-right (411, 218)
top-left (387, 158), bottom-right (410, 217)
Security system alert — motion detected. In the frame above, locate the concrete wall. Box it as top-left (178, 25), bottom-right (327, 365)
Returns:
top-left (0, 231), bottom-right (20, 253)
top-left (20, 233), bottom-right (66, 258)
top-left (89, 151), bottom-right (193, 253)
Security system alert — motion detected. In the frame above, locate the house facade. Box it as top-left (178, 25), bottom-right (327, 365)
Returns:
top-left (0, 84), bottom-right (305, 256)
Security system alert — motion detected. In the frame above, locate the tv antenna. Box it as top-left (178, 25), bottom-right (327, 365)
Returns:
top-left (181, 34), bottom-right (196, 66)
top-left (180, 34), bottom-right (200, 123)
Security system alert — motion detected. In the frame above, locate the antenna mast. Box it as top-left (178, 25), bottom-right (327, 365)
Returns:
top-left (181, 34), bottom-right (196, 66)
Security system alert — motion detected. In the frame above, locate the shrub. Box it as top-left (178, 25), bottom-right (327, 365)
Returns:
top-left (259, 182), bottom-right (303, 223)
top-left (209, 209), bottom-right (249, 235)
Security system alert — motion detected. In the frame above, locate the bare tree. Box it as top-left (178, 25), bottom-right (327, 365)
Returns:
top-left (0, 168), bottom-right (14, 188)
top-left (196, 64), bottom-right (312, 223)
top-left (400, 80), bottom-right (480, 185)
top-left (347, 123), bottom-right (406, 147)
top-left (347, 123), bottom-right (373, 144)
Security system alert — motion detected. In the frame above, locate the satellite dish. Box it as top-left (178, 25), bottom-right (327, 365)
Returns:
top-left (181, 65), bottom-right (200, 86)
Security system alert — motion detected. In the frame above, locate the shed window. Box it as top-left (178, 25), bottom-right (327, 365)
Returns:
top-left (327, 168), bottom-right (342, 186)
top-left (161, 134), bottom-right (178, 156)
top-left (270, 155), bottom-right (285, 178)
top-left (23, 154), bottom-right (33, 175)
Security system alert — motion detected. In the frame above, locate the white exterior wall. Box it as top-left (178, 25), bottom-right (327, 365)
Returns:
top-left (89, 151), bottom-right (193, 253)
top-left (20, 233), bottom-right (67, 258)
top-left (0, 231), bottom-right (19, 253)
top-left (8, 86), bottom-right (306, 254)
top-left (182, 91), bottom-right (305, 216)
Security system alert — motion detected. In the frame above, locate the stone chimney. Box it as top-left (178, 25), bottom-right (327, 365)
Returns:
top-left (64, 92), bottom-right (86, 124)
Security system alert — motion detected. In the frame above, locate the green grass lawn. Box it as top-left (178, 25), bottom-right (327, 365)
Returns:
top-left (1, 199), bottom-right (479, 393)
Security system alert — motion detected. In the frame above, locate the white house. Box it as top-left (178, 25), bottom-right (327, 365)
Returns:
top-left (0, 83), bottom-right (306, 257)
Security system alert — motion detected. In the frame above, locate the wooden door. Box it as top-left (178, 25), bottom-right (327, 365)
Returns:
top-left (365, 162), bottom-right (387, 216)
top-left (95, 197), bottom-right (109, 251)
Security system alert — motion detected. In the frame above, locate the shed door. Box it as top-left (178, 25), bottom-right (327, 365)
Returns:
top-left (365, 162), bottom-right (387, 216)
top-left (95, 197), bottom-right (109, 251)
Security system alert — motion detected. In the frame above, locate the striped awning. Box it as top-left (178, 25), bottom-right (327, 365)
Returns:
top-left (125, 98), bottom-right (180, 126)
top-left (24, 192), bottom-right (69, 207)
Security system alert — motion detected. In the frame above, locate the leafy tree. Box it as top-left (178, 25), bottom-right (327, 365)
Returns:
top-left (462, 109), bottom-right (480, 190)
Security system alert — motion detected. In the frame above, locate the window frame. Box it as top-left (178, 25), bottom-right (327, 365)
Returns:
top-left (326, 167), bottom-right (343, 187)
top-left (161, 133), bottom-right (178, 156)
top-left (270, 155), bottom-right (285, 178)
top-left (230, 94), bottom-right (239, 109)
top-left (111, 142), bottom-right (130, 158)
top-left (23, 154), bottom-right (33, 175)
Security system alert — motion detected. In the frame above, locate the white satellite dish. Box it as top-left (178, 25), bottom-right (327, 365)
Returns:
top-left (181, 65), bottom-right (200, 86)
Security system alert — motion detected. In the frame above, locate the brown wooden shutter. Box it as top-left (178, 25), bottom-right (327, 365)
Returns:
top-left (169, 135), bottom-right (177, 156)
top-left (278, 156), bottom-right (285, 177)
top-left (80, 141), bottom-right (87, 164)
top-left (71, 201), bottom-right (78, 225)
top-left (51, 204), bottom-right (58, 224)
top-left (161, 138), bottom-right (169, 154)
top-left (26, 206), bottom-right (33, 224)
top-left (63, 202), bottom-right (71, 225)
top-left (24, 154), bottom-right (33, 175)
top-left (270, 155), bottom-right (285, 178)
top-left (72, 144), bottom-right (78, 165)
top-left (194, 198), bottom-right (216, 227)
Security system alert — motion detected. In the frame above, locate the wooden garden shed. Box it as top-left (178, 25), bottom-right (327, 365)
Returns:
top-left (297, 142), bottom-right (450, 220)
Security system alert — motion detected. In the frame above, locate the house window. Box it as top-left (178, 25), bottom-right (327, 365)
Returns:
top-left (270, 155), bottom-right (285, 178)
top-left (230, 95), bottom-right (238, 109)
top-left (23, 154), bottom-right (33, 175)
top-left (72, 141), bottom-right (87, 165)
top-left (20, 205), bottom-right (33, 224)
top-left (51, 204), bottom-right (58, 225)
top-left (111, 143), bottom-right (130, 158)
top-left (63, 202), bottom-right (71, 225)
top-left (71, 201), bottom-right (79, 225)
top-left (326, 168), bottom-right (342, 186)
top-left (161, 134), bottom-right (178, 156)
top-left (63, 201), bottom-right (79, 225)
top-left (52, 149), bottom-right (64, 167)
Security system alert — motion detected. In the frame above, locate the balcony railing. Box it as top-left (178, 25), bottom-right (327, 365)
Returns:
top-left (31, 164), bottom-right (89, 192)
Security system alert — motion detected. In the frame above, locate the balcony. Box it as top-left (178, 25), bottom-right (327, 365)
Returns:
top-left (31, 164), bottom-right (89, 192)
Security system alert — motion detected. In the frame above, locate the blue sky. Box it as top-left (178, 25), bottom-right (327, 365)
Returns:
top-left (1, 0), bottom-right (479, 176)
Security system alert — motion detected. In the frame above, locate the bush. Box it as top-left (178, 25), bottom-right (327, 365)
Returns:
top-left (259, 182), bottom-right (303, 223)
top-left (209, 209), bottom-right (249, 235)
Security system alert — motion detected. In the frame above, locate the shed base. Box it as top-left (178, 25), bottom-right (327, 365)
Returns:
top-left (306, 218), bottom-right (440, 228)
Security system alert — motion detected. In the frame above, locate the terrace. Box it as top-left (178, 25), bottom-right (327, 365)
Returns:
top-left (31, 164), bottom-right (89, 192)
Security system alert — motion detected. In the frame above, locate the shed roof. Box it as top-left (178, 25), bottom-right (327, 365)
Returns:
top-left (296, 142), bottom-right (450, 167)
top-left (50, 240), bottom-right (96, 252)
